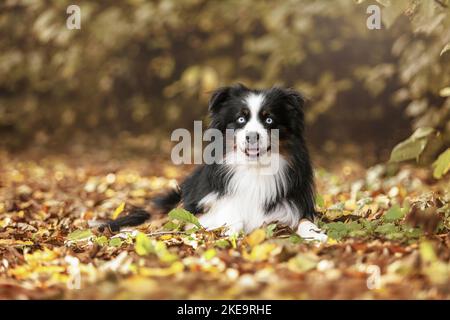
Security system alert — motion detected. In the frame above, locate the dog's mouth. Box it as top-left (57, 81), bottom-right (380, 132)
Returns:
top-left (243, 145), bottom-right (271, 159)
top-left (230, 135), bottom-right (272, 160)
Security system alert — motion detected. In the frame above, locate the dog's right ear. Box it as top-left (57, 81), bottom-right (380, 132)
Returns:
top-left (208, 87), bottom-right (230, 114)
top-left (208, 83), bottom-right (248, 114)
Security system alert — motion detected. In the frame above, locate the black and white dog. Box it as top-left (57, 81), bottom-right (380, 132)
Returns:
top-left (103, 84), bottom-right (327, 242)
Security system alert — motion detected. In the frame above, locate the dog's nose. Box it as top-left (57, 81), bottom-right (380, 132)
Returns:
top-left (245, 132), bottom-right (260, 144)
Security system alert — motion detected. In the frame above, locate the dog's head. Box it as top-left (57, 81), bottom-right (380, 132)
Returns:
top-left (208, 84), bottom-right (306, 164)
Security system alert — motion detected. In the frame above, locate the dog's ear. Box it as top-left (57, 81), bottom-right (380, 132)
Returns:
top-left (208, 83), bottom-right (248, 114)
top-left (282, 88), bottom-right (307, 131)
top-left (208, 87), bottom-right (230, 114)
top-left (284, 88), bottom-right (306, 111)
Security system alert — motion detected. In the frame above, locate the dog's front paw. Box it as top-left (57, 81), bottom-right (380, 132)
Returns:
top-left (297, 219), bottom-right (328, 243)
top-left (199, 214), bottom-right (244, 236)
top-left (223, 223), bottom-right (244, 237)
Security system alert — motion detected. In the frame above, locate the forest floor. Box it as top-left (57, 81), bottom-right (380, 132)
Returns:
top-left (0, 150), bottom-right (448, 299)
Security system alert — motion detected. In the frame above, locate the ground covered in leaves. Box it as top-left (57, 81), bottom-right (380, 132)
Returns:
top-left (0, 150), bottom-right (449, 299)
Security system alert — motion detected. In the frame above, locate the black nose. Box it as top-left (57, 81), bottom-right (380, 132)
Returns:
top-left (246, 132), bottom-right (260, 143)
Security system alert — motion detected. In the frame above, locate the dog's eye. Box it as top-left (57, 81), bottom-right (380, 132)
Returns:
top-left (237, 116), bottom-right (246, 124)
top-left (265, 117), bottom-right (273, 125)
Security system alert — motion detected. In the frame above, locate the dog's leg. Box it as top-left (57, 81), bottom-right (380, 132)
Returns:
top-left (297, 219), bottom-right (328, 243)
top-left (198, 212), bottom-right (244, 236)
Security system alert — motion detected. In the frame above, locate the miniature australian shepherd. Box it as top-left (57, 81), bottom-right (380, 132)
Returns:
top-left (101, 84), bottom-right (327, 242)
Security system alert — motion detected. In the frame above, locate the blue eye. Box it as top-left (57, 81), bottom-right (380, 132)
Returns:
top-left (237, 116), bottom-right (246, 124)
top-left (265, 117), bottom-right (273, 125)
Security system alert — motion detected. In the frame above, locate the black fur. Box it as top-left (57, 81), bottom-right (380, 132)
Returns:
top-left (100, 208), bottom-right (150, 232)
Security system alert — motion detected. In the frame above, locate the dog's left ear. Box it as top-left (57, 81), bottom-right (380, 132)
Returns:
top-left (284, 88), bottom-right (306, 111)
top-left (282, 88), bottom-right (306, 131)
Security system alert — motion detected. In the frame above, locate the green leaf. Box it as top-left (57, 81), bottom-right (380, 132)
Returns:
top-left (289, 234), bottom-right (302, 244)
top-left (163, 220), bottom-right (181, 231)
top-left (315, 194), bottom-right (325, 208)
top-left (214, 239), bottom-right (230, 248)
top-left (135, 232), bottom-right (153, 256)
top-left (383, 204), bottom-right (405, 222)
top-left (410, 127), bottom-right (435, 139)
top-left (360, 220), bottom-right (378, 233)
top-left (347, 221), bottom-right (363, 231)
top-left (432, 148), bottom-right (450, 179)
top-left (266, 223), bottom-right (277, 237)
top-left (375, 223), bottom-right (399, 235)
top-left (185, 227), bottom-right (198, 234)
top-left (95, 235), bottom-right (108, 246)
top-left (389, 127), bottom-right (434, 163)
top-left (386, 232), bottom-right (406, 240)
top-left (322, 221), bottom-right (354, 240)
top-left (67, 229), bottom-right (93, 241)
top-left (168, 208), bottom-right (201, 228)
top-left (109, 237), bottom-right (123, 247)
top-left (347, 221), bottom-right (367, 238)
top-left (288, 253), bottom-right (318, 272)
top-left (402, 226), bottom-right (422, 239)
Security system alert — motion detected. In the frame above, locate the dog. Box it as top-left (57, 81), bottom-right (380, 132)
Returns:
top-left (101, 84), bottom-right (327, 242)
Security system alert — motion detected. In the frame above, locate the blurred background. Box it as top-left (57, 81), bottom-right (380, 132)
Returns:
top-left (0, 0), bottom-right (449, 166)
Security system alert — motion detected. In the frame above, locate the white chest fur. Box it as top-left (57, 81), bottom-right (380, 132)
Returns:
top-left (198, 158), bottom-right (299, 234)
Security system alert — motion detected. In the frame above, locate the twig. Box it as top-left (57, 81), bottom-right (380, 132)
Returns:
top-left (145, 230), bottom-right (185, 237)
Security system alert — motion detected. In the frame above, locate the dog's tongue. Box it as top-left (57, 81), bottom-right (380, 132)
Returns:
top-left (246, 146), bottom-right (259, 157)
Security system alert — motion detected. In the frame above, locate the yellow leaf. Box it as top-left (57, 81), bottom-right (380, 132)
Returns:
top-left (245, 229), bottom-right (266, 247)
top-left (0, 239), bottom-right (33, 247)
top-left (287, 253), bottom-right (318, 273)
top-left (203, 248), bottom-right (217, 261)
top-left (112, 202), bottom-right (126, 220)
top-left (159, 234), bottom-right (173, 241)
top-left (439, 87), bottom-right (450, 97)
top-left (327, 238), bottom-right (338, 245)
top-left (423, 261), bottom-right (449, 286)
top-left (134, 232), bottom-right (153, 256)
top-left (419, 241), bottom-right (437, 263)
top-left (440, 43), bottom-right (450, 56)
top-left (25, 247), bottom-right (58, 265)
top-left (138, 261), bottom-right (184, 277)
top-left (246, 243), bottom-right (278, 262)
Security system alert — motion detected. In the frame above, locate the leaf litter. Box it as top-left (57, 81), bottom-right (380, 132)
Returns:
top-left (0, 152), bottom-right (448, 299)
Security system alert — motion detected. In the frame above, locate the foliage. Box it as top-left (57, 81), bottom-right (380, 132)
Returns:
top-left (0, 152), bottom-right (449, 299)
top-left (389, 127), bottom-right (450, 179)
top-left (1, 0), bottom-right (450, 300)
top-left (379, 0), bottom-right (450, 176)
top-left (0, 0), bottom-right (448, 162)
top-left (168, 208), bottom-right (201, 228)
top-left (432, 148), bottom-right (450, 178)
top-left (389, 127), bottom-right (435, 162)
